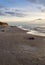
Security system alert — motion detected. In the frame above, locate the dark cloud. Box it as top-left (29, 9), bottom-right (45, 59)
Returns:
top-left (37, 6), bottom-right (45, 12)
top-left (27, 0), bottom-right (45, 12)
top-left (15, 9), bottom-right (21, 12)
top-left (0, 8), bottom-right (26, 17)
top-left (40, 8), bottom-right (45, 12)
top-left (5, 11), bottom-right (25, 17)
top-left (37, 6), bottom-right (42, 10)
top-left (0, 12), bottom-right (5, 16)
top-left (41, 9), bottom-right (45, 12)
top-left (0, 5), bottom-right (4, 8)
top-left (5, 12), bottom-right (15, 16)
top-left (15, 9), bottom-right (26, 17)
top-left (40, 0), bottom-right (45, 5)
top-left (27, 0), bottom-right (45, 5)
top-left (27, 0), bottom-right (37, 3)
top-left (15, 12), bottom-right (25, 17)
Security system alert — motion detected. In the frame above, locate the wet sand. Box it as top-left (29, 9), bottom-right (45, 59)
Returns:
top-left (0, 26), bottom-right (45, 65)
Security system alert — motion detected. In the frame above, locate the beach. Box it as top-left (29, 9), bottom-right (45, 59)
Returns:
top-left (0, 26), bottom-right (45, 65)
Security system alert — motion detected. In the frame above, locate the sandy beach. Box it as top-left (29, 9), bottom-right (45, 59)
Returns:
top-left (0, 26), bottom-right (45, 65)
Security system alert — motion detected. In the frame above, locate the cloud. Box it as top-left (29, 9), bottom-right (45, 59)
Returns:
top-left (27, 0), bottom-right (37, 3)
top-left (0, 7), bottom-right (26, 17)
top-left (26, 0), bottom-right (45, 13)
top-left (15, 12), bottom-right (25, 17)
top-left (0, 5), bottom-right (4, 9)
top-left (5, 12), bottom-right (15, 16)
top-left (37, 5), bottom-right (45, 12)
top-left (0, 12), bottom-right (5, 16)
top-left (27, 0), bottom-right (45, 5)
top-left (41, 9), bottom-right (45, 12)
top-left (0, 5), bottom-right (3, 8)
top-left (5, 11), bottom-right (25, 17)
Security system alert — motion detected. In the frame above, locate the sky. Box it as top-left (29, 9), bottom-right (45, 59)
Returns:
top-left (0, 0), bottom-right (45, 22)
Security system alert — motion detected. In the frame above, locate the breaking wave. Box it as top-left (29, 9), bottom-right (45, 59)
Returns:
top-left (17, 25), bottom-right (45, 36)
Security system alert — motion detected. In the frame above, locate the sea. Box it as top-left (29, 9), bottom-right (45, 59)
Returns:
top-left (8, 22), bottom-right (45, 36)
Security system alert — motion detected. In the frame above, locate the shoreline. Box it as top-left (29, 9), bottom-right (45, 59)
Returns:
top-left (17, 25), bottom-right (45, 37)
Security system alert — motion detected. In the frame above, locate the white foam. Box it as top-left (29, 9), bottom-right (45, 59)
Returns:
top-left (17, 26), bottom-right (29, 31)
top-left (27, 30), bottom-right (45, 36)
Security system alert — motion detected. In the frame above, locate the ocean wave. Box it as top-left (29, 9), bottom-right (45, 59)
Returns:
top-left (17, 25), bottom-right (29, 31)
top-left (27, 30), bottom-right (45, 36)
top-left (34, 27), bottom-right (45, 33)
top-left (17, 25), bottom-right (45, 36)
